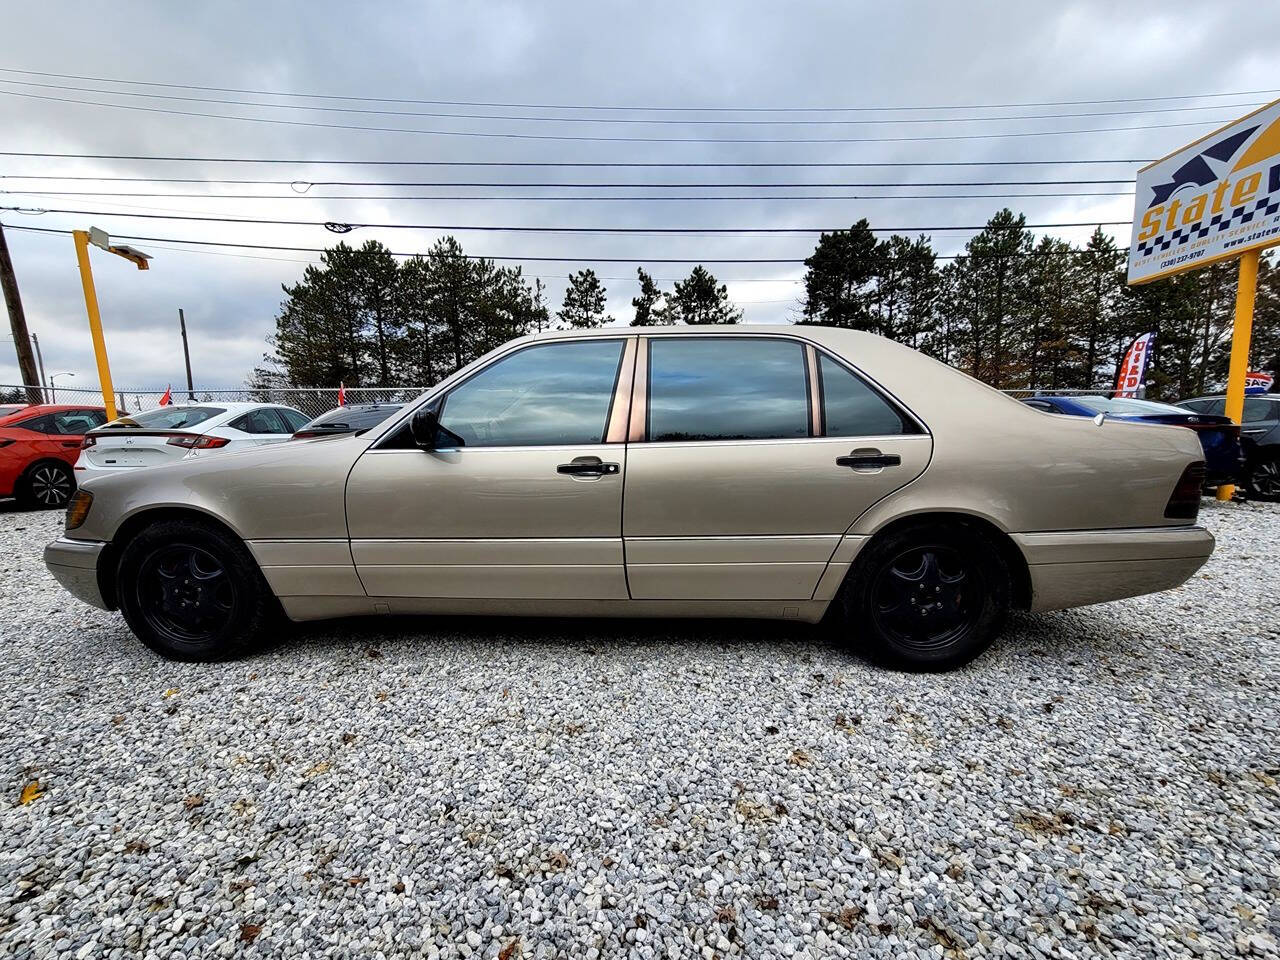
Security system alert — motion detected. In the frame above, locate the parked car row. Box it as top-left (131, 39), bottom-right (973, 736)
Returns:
top-left (4, 387), bottom-right (1275, 513)
top-left (0, 401), bottom-right (404, 508)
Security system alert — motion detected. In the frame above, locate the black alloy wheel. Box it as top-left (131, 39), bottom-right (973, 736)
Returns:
top-left (24, 461), bottom-right (75, 508)
top-left (116, 519), bottom-right (278, 661)
top-left (1245, 454), bottom-right (1280, 502)
top-left (136, 543), bottom-right (238, 646)
top-left (871, 545), bottom-right (978, 654)
top-left (842, 522), bottom-right (1010, 671)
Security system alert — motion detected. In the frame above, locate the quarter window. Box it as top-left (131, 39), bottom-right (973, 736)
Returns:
top-left (646, 338), bottom-right (809, 442)
top-left (438, 339), bottom-right (625, 447)
top-left (819, 354), bottom-right (911, 436)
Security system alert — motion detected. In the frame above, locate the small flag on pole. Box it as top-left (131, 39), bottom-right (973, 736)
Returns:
top-left (159, 385), bottom-right (173, 406)
top-left (337, 382), bottom-right (346, 407)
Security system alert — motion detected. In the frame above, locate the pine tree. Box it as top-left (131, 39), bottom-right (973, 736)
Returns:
top-left (558, 269), bottom-right (608, 329)
top-left (631, 268), bottom-right (670, 326)
top-left (667, 266), bottom-right (742, 324)
top-left (799, 219), bottom-right (879, 328)
top-left (1071, 228), bottom-right (1124, 388)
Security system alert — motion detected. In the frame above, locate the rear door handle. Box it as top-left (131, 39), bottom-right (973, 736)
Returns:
top-left (556, 455), bottom-right (620, 478)
top-left (836, 450), bottom-right (901, 469)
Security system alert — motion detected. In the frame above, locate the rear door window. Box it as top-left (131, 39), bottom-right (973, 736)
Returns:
top-left (1243, 398), bottom-right (1278, 423)
top-left (646, 337), bottom-right (809, 442)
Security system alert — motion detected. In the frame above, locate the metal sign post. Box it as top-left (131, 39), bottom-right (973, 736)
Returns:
top-left (71, 227), bottom-right (152, 421)
top-left (1127, 98), bottom-right (1280, 501)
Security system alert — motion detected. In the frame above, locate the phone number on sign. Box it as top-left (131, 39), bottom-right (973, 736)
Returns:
top-left (1159, 248), bottom-right (1205, 270)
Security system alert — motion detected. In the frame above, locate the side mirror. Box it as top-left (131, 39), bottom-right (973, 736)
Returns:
top-left (411, 407), bottom-right (440, 449)
top-left (1092, 412), bottom-right (1107, 426)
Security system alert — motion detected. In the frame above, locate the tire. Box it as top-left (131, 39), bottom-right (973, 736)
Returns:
top-left (1243, 451), bottom-right (1280, 502)
top-left (841, 521), bottom-right (1010, 671)
top-left (116, 519), bottom-right (277, 661)
top-left (17, 460), bottom-right (75, 509)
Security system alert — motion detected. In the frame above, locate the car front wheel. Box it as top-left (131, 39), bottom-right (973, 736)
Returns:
top-left (842, 522), bottom-right (1010, 671)
top-left (116, 519), bottom-right (277, 661)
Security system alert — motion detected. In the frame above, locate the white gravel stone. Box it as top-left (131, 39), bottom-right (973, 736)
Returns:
top-left (0, 499), bottom-right (1277, 959)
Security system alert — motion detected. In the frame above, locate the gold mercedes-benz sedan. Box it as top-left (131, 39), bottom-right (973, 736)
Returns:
top-left (44, 326), bottom-right (1213, 669)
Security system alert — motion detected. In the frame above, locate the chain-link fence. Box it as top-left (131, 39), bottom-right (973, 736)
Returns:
top-left (2, 383), bottom-right (1132, 421)
top-left (0, 385), bottom-right (430, 420)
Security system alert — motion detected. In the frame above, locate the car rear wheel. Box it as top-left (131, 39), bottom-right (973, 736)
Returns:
top-left (1243, 452), bottom-right (1280, 502)
top-left (18, 460), bottom-right (75, 509)
top-left (116, 519), bottom-right (277, 661)
top-left (841, 522), bottom-right (1010, 671)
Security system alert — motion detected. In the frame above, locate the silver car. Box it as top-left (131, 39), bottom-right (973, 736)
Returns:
top-left (45, 326), bottom-right (1214, 669)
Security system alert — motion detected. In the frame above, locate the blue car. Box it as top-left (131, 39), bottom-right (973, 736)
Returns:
top-left (1021, 394), bottom-right (1244, 487)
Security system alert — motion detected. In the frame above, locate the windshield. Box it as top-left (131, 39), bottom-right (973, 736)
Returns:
top-left (104, 406), bottom-right (226, 429)
top-left (1070, 396), bottom-right (1188, 416)
top-left (297, 405), bottom-right (401, 432)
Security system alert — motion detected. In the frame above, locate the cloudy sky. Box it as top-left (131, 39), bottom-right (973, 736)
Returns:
top-left (1, 1), bottom-right (1278, 392)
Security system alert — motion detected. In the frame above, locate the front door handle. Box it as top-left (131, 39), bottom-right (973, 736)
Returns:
top-left (556, 455), bottom-right (620, 478)
top-left (836, 449), bottom-right (902, 469)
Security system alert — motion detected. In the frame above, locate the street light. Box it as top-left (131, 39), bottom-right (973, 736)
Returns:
top-left (49, 371), bottom-right (73, 403)
top-left (72, 226), bottom-right (153, 421)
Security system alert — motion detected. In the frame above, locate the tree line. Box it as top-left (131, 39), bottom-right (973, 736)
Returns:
top-left (255, 209), bottom-right (1280, 399)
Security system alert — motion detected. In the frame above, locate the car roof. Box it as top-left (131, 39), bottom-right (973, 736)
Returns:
top-left (526, 323), bottom-right (876, 344)
top-left (0, 402), bottom-right (107, 425)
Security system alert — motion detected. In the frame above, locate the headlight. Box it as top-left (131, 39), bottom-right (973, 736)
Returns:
top-left (65, 490), bottom-right (93, 530)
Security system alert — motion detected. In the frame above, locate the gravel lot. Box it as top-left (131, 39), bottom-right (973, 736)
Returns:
top-left (1, 501), bottom-right (1278, 960)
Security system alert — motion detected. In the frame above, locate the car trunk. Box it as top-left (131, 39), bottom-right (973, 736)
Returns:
top-left (82, 430), bottom-right (191, 468)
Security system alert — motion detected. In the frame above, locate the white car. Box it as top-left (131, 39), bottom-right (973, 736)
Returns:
top-left (76, 402), bottom-right (310, 479)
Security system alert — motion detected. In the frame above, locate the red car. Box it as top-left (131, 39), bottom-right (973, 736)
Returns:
top-left (0, 404), bottom-right (113, 508)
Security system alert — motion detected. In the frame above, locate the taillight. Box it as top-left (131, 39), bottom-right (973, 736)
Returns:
top-left (80, 435), bottom-right (97, 449)
top-left (1164, 462), bottom-right (1206, 520)
top-left (166, 434), bottom-right (231, 449)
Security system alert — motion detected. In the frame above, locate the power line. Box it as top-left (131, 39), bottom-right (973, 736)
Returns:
top-left (0, 66), bottom-right (1273, 113)
top-left (2, 223), bottom-right (1123, 264)
top-left (0, 189), bottom-right (1138, 201)
top-left (0, 175), bottom-right (1135, 187)
top-left (0, 151), bottom-right (1151, 166)
top-left (1, 205), bottom-right (1131, 235)
top-left (0, 90), bottom-right (1235, 144)
top-left (0, 78), bottom-right (1262, 125)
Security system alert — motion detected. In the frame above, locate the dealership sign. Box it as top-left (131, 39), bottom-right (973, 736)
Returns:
top-left (1128, 98), bottom-right (1280, 284)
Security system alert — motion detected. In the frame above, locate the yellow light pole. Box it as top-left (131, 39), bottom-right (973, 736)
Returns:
top-left (72, 227), bottom-right (152, 421)
top-left (1216, 248), bottom-right (1260, 502)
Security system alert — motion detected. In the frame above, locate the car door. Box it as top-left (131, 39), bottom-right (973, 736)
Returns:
top-left (622, 335), bottom-right (932, 600)
top-left (345, 336), bottom-right (634, 599)
top-left (1242, 397), bottom-right (1279, 446)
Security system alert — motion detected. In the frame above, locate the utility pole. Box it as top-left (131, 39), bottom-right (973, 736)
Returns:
top-left (178, 308), bottom-right (195, 400)
top-left (31, 332), bottom-right (47, 393)
top-left (0, 222), bottom-right (43, 403)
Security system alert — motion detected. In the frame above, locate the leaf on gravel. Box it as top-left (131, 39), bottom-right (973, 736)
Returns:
top-left (346, 875), bottom-right (367, 886)
top-left (365, 647), bottom-right (383, 659)
top-left (757, 895), bottom-right (780, 911)
top-left (304, 760), bottom-right (332, 778)
top-left (714, 905), bottom-right (737, 923)
top-left (183, 794), bottom-right (204, 810)
top-left (822, 905), bottom-right (863, 929)
top-left (376, 691), bottom-right (389, 702)
top-left (111, 715), bottom-right (125, 725)
top-left (18, 780), bottom-right (43, 805)
top-left (787, 748), bottom-right (812, 767)
top-left (341, 733), bottom-right (356, 745)
top-left (544, 850), bottom-right (570, 872)
top-left (498, 939), bottom-right (521, 960)
top-left (239, 923), bottom-right (262, 944)
top-left (162, 688), bottom-right (180, 698)
top-left (123, 839), bottom-right (151, 854)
